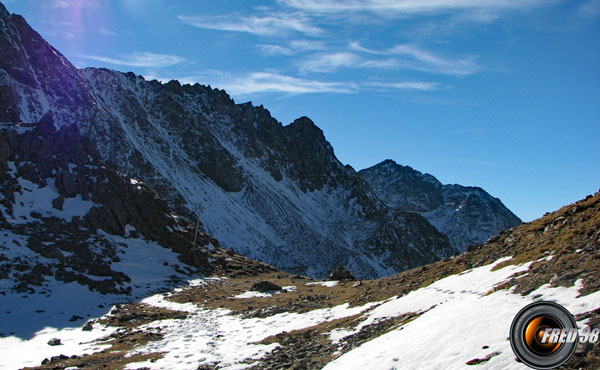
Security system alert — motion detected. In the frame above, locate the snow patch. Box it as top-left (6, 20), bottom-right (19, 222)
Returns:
top-left (306, 281), bottom-right (339, 287)
top-left (6, 178), bottom-right (96, 223)
top-left (231, 291), bottom-right (274, 299)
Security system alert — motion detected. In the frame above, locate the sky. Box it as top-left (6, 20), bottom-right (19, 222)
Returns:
top-left (3, 0), bottom-right (600, 222)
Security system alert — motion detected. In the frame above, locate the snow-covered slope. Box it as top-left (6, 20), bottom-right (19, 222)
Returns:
top-left (322, 262), bottom-right (598, 370)
top-left (2, 191), bottom-right (598, 370)
top-left (0, 3), bottom-right (456, 279)
top-left (359, 159), bottom-right (522, 252)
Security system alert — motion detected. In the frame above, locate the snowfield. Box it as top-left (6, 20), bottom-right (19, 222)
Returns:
top-left (324, 258), bottom-right (600, 370)
top-left (2, 255), bottom-right (596, 369)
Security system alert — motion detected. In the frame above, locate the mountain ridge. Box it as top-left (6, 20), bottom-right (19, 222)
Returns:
top-left (0, 2), bottom-right (461, 279)
top-left (359, 159), bottom-right (522, 251)
top-left (0, 2), bottom-right (520, 279)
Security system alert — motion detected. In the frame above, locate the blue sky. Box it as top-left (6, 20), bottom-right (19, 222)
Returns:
top-left (4, 0), bottom-right (600, 222)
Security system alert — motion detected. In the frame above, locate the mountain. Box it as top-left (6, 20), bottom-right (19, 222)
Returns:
top-left (4, 190), bottom-right (598, 369)
top-left (0, 2), bottom-right (457, 279)
top-left (0, 108), bottom-right (284, 339)
top-left (359, 159), bottom-right (522, 252)
top-left (1, 4), bottom-right (597, 369)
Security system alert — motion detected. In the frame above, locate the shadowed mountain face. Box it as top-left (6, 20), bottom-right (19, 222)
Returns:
top-left (0, 113), bottom-right (232, 338)
top-left (0, 2), bottom-right (460, 279)
top-left (359, 160), bottom-right (522, 252)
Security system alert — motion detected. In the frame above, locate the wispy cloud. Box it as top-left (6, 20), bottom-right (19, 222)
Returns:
top-left (99, 27), bottom-right (117, 36)
top-left (365, 81), bottom-right (441, 91)
top-left (80, 52), bottom-right (186, 67)
top-left (38, 19), bottom-right (77, 39)
top-left (144, 71), bottom-right (441, 96)
top-left (178, 12), bottom-right (322, 36)
top-left (298, 51), bottom-right (403, 73)
top-left (211, 72), bottom-right (356, 95)
top-left (296, 44), bottom-right (478, 75)
top-left (280, 0), bottom-right (554, 15)
top-left (299, 52), bottom-right (362, 72)
top-left (47, 0), bottom-right (101, 9)
top-left (579, 0), bottom-right (600, 18)
top-left (257, 39), bottom-right (327, 57)
top-left (350, 42), bottom-right (479, 75)
top-left (391, 44), bottom-right (479, 75)
top-left (41, 19), bottom-right (76, 28)
top-left (257, 44), bottom-right (294, 56)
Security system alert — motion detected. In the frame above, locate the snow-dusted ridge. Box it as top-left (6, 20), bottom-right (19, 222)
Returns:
top-left (2, 2), bottom-right (458, 279)
top-left (1, 180), bottom-right (598, 369)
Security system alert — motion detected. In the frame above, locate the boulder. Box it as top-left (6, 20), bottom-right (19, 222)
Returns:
top-left (55, 170), bottom-right (78, 197)
top-left (328, 265), bottom-right (356, 281)
top-left (47, 338), bottom-right (61, 346)
top-left (251, 281), bottom-right (282, 293)
top-left (82, 321), bottom-right (93, 331)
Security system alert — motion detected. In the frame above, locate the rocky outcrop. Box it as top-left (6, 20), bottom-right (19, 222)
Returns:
top-left (0, 113), bottom-right (221, 294)
top-left (328, 265), bottom-right (356, 281)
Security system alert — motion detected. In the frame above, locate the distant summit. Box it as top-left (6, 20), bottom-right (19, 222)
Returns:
top-left (359, 159), bottom-right (522, 251)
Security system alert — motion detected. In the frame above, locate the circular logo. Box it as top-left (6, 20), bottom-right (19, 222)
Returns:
top-left (510, 301), bottom-right (578, 369)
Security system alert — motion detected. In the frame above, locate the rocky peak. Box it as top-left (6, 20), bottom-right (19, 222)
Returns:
top-left (360, 159), bottom-right (521, 252)
top-left (0, 5), bottom-right (93, 126)
top-left (359, 160), bottom-right (443, 212)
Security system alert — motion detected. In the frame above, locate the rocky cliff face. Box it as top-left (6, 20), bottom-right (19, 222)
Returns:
top-left (0, 112), bottom-right (232, 297)
top-left (0, 2), bottom-right (460, 279)
top-left (359, 160), bottom-right (522, 252)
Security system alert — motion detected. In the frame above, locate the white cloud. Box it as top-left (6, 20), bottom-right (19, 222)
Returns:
top-left (144, 71), bottom-right (442, 95)
top-left (216, 72), bottom-right (356, 95)
top-left (41, 19), bottom-right (76, 28)
top-left (178, 12), bottom-right (322, 36)
top-left (80, 52), bottom-right (186, 68)
top-left (142, 71), bottom-right (355, 95)
top-left (46, 0), bottom-right (102, 9)
top-left (392, 45), bottom-right (479, 75)
top-left (99, 27), bottom-right (117, 36)
top-left (365, 81), bottom-right (441, 91)
top-left (297, 43), bottom-right (478, 75)
top-left (299, 52), bottom-right (362, 72)
top-left (350, 42), bottom-right (479, 75)
top-left (579, 0), bottom-right (600, 18)
top-left (280, 0), bottom-right (555, 15)
top-left (358, 59), bottom-right (398, 69)
top-left (257, 44), bottom-right (294, 56)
